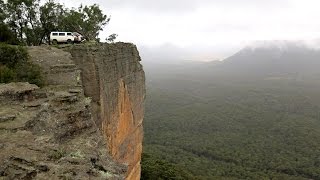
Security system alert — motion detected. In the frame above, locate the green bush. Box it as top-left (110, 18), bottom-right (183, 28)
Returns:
top-left (0, 43), bottom-right (28, 68)
top-left (15, 62), bottom-right (44, 87)
top-left (0, 23), bottom-right (19, 45)
top-left (0, 43), bottom-right (44, 86)
top-left (0, 65), bottom-right (15, 83)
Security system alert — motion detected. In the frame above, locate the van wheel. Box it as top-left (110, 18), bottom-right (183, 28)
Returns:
top-left (67, 39), bottom-right (72, 44)
top-left (52, 40), bottom-right (58, 45)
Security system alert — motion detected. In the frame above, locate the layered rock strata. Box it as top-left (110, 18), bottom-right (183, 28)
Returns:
top-left (0, 43), bottom-right (145, 179)
top-left (0, 45), bottom-right (128, 179)
top-left (68, 43), bottom-right (145, 180)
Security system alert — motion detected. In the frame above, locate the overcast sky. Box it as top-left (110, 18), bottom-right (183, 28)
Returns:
top-left (59, 0), bottom-right (320, 61)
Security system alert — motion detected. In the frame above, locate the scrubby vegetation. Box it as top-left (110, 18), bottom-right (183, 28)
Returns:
top-left (0, 0), bottom-right (114, 85)
top-left (0, 43), bottom-right (43, 86)
top-left (0, 0), bottom-right (111, 45)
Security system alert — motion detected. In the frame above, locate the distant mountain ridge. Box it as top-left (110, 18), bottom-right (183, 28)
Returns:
top-left (143, 40), bottom-right (320, 82)
top-left (217, 40), bottom-right (320, 78)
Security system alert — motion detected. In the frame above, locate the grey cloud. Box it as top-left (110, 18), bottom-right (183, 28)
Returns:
top-left (198, 24), bottom-right (253, 33)
top-left (71, 0), bottom-right (198, 12)
top-left (66, 0), bottom-right (290, 13)
top-left (124, 0), bottom-right (286, 12)
top-left (139, 43), bottom-right (240, 62)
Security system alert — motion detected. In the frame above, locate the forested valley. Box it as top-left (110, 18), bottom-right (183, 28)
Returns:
top-left (141, 44), bottom-right (320, 179)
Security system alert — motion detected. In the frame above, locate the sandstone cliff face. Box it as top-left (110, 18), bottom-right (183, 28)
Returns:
top-left (68, 43), bottom-right (145, 180)
top-left (0, 46), bottom-right (127, 179)
top-left (0, 43), bottom-right (145, 180)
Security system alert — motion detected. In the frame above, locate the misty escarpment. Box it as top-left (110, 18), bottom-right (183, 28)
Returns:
top-left (68, 43), bottom-right (146, 180)
top-left (144, 41), bottom-right (320, 82)
top-left (213, 42), bottom-right (320, 79)
top-left (0, 44), bottom-right (145, 179)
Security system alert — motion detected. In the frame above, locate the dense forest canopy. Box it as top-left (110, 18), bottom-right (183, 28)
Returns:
top-left (0, 0), bottom-right (109, 45)
top-left (142, 43), bottom-right (320, 179)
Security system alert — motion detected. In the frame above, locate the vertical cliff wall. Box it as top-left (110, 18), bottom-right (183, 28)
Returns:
top-left (0, 46), bottom-right (129, 179)
top-left (68, 43), bottom-right (146, 180)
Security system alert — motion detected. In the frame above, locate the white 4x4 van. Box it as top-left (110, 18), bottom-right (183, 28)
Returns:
top-left (50, 32), bottom-right (74, 44)
top-left (50, 32), bottom-right (84, 44)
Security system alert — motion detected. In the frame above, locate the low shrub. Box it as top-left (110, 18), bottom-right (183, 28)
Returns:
top-left (0, 43), bottom-right (28, 68)
top-left (0, 65), bottom-right (15, 83)
top-left (0, 43), bottom-right (44, 86)
top-left (15, 62), bottom-right (44, 87)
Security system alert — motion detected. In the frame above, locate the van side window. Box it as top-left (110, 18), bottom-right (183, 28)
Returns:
top-left (52, 33), bottom-right (58, 36)
top-left (59, 33), bottom-right (65, 36)
top-left (67, 33), bottom-right (72, 36)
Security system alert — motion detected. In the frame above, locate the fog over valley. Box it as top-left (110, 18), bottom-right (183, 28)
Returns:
top-left (59, 0), bottom-right (320, 61)
top-left (1, 0), bottom-right (320, 179)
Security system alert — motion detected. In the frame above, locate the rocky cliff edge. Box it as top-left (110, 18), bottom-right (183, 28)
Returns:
top-left (0, 43), bottom-right (145, 180)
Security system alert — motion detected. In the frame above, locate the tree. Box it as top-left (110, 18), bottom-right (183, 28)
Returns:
top-left (62, 4), bottom-right (110, 41)
top-left (1, 0), bottom-right (111, 44)
top-left (0, 0), bottom-right (18, 44)
top-left (0, 23), bottom-right (18, 44)
top-left (106, 33), bottom-right (118, 43)
top-left (0, 0), bottom-right (5, 21)
top-left (39, 0), bottom-right (65, 43)
top-left (5, 0), bottom-right (41, 45)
